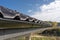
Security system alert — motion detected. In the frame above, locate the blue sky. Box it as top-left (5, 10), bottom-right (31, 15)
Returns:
top-left (0, 0), bottom-right (55, 15)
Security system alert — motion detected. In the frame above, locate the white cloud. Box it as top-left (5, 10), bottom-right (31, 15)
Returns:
top-left (28, 10), bottom-right (32, 13)
top-left (32, 0), bottom-right (60, 22)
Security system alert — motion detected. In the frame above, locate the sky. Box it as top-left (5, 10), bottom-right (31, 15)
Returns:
top-left (0, 0), bottom-right (60, 22)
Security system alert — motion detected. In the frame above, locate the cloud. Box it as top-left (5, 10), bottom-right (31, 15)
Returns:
top-left (27, 10), bottom-right (32, 13)
top-left (32, 0), bottom-right (60, 22)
